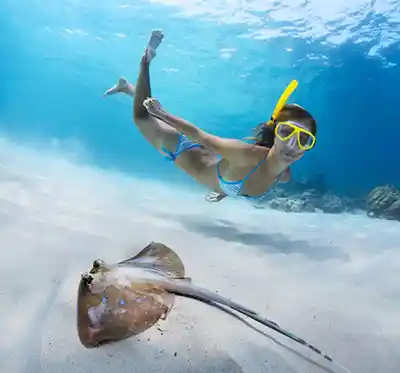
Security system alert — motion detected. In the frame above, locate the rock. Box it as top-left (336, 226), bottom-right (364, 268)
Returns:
top-left (265, 189), bottom-right (365, 215)
top-left (285, 199), bottom-right (303, 213)
top-left (267, 197), bottom-right (315, 213)
top-left (289, 199), bottom-right (316, 213)
top-left (273, 187), bottom-right (287, 198)
top-left (387, 199), bottom-right (400, 220)
top-left (301, 188), bottom-right (320, 201)
top-left (300, 188), bottom-right (321, 209)
top-left (302, 201), bottom-right (317, 213)
top-left (268, 197), bottom-right (288, 210)
top-left (366, 184), bottom-right (400, 219)
top-left (320, 194), bottom-right (345, 214)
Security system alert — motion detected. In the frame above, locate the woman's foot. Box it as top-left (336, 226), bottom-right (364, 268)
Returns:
top-left (103, 77), bottom-right (135, 98)
top-left (144, 29), bottom-right (164, 63)
top-left (103, 30), bottom-right (164, 98)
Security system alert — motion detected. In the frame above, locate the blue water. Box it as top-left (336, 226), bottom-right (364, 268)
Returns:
top-left (0, 0), bottom-right (399, 195)
top-left (1, 4), bottom-right (400, 372)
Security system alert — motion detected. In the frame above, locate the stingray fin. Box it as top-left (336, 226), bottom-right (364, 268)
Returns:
top-left (117, 241), bottom-right (185, 278)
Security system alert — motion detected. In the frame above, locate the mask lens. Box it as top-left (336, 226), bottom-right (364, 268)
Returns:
top-left (299, 132), bottom-right (312, 147)
top-left (277, 123), bottom-right (294, 139)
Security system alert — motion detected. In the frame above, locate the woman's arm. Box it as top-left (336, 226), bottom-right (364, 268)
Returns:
top-left (143, 98), bottom-right (263, 165)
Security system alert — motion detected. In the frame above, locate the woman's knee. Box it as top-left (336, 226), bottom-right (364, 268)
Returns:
top-left (133, 106), bottom-right (149, 121)
top-left (134, 116), bottom-right (177, 150)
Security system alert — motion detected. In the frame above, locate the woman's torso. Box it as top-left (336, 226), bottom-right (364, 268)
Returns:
top-left (174, 147), bottom-right (279, 198)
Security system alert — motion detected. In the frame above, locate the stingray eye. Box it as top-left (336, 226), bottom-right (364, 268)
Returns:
top-left (93, 259), bottom-right (104, 269)
top-left (81, 273), bottom-right (93, 285)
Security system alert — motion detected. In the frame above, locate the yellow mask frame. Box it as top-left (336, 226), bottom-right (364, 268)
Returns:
top-left (275, 121), bottom-right (316, 150)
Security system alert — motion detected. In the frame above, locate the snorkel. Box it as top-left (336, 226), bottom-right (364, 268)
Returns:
top-left (245, 80), bottom-right (299, 143)
top-left (266, 79), bottom-right (299, 127)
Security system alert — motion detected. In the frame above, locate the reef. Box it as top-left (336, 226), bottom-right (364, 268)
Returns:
top-left (256, 178), bottom-right (400, 222)
top-left (257, 187), bottom-right (363, 215)
top-left (366, 184), bottom-right (400, 221)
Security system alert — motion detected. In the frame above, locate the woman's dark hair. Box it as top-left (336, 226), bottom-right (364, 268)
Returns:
top-left (251, 104), bottom-right (317, 148)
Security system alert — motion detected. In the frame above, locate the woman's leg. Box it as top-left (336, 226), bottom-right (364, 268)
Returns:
top-left (103, 30), bottom-right (218, 182)
top-left (104, 30), bottom-right (179, 152)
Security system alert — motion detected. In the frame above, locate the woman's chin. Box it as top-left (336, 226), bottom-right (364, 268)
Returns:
top-left (279, 150), bottom-right (302, 163)
top-left (280, 151), bottom-right (296, 162)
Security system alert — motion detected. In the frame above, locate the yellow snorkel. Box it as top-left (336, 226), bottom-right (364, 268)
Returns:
top-left (244, 79), bottom-right (299, 143)
top-left (266, 79), bottom-right (298, 127)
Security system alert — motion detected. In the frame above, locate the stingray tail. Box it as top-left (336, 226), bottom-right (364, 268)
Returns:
top-left (168, 281), bottom-right (339, 367)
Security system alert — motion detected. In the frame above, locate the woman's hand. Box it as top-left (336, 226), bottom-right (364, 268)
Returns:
top-left (205, 191), bottom-right (227, 203)
top-left (143, 97), bottom-right (165, 118)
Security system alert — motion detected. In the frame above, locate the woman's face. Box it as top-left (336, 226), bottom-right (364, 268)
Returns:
top-left (273, 121), bottom-right (313, 164)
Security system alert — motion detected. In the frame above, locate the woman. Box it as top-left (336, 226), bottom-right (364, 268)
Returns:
top-left (104, 30), bottom-right (317, 203)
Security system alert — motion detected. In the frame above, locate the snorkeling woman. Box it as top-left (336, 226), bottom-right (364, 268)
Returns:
top-left (104, 30), bottom-right (317, 203)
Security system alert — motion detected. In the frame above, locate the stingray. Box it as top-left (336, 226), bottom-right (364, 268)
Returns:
top-left (77, 242), bottom-right (336, 364)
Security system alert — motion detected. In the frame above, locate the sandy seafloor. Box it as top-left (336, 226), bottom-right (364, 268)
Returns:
top-left (0, 139), bottom-right (399, 373)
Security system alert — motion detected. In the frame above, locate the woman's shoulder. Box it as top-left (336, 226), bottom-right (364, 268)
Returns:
top-left (251, 144), bottom-right (271, 156)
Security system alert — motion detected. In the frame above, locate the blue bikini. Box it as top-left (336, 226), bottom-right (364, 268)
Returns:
top-left (216, 157), bottom-right (283, 201)
top-left (162, 133), bottom-right (202, 161)
top-left (162, 133), bottom-right (281, 201)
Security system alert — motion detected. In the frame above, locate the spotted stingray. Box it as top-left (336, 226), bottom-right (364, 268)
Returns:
top-left (77, 241), bottom-right (337, 366)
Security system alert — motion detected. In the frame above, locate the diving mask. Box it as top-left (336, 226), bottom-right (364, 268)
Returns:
top-left (275, 121), bottom-right (315, 151)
